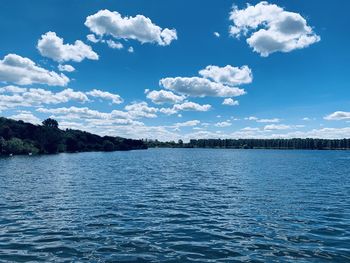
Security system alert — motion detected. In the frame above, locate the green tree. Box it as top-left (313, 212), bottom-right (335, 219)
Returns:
top-left (0, 137), bottom-right (6, 154)
top-left (103, 140), bottom-right (115, 151)
top-left (5, 138), bottom-right (25, 154)
top-left (0, 125), bottom-right (13, 140)
top-left (42, 118), bottom-right (59, 129)
top-left (66, 136), bottom-right (79, 152)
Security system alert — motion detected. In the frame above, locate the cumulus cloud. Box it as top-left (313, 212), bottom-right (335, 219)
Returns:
top-left (87, 89), bottom-right (123, 104)
top-left (124, 102), bottom-right (158, 118)
top-left (199, 65), bottom-right (252, 86)
top-left (222, 98), bottom-right (239, 106)
top-left (159, 64), bottom-right (251, 99)
top-left (106, 40), bottom-right (124, 49)
top-left (245, 116), bottom-right (258, 121)
top-left (324, 111), bottom-right (350, 121)
top-left (87, 33), bottom-right (125, 50)
top-left (145, 89), bottom-right (185, 104)
top-left (85, 9), bottom-right (177, 46)
top-left (241, 127), bottom-right (260, 132)
top-left (58, 64), bottom-right (75, 72)
top-left (172, 101), bottom-right (211, 112)
top-left (257, 118), bottom-right (280, 123)
top-left (264, 124), bottom-right (291, 130)
top-left (215, 121), bottom-right (232, 127)
top-left (174, 120), bottom-right (200, 127)
top-left (0, 88), bottom-right (89, 110)
top-left (0, 85), bottom-right (27, 93)
top-left (36, 106), bottom-right (148, 132)
top-left (245, 116), bottom-right (280, 123)
top-left (160, 77), bottom-right (245, 97)
top-left (214, 32), bottom-right (220, 37)
top-left (87, 34), bottom-right (100, 43)
top-left (0, 54), bottom-right (69, 86)
top-left (128, 47), bottom-right (134, 53)
top-left (159, 101), bottom-right (211, 115)
top-left (9, 111), bottom-right (41, 124)
top-left (37, 32), bottom-right (99, 62)
top-left (38, 106), bottom-right (127, 120)
top-left (25, 88), bottom-right (89, 104)
top-left (229, 1), bottom-right (320, 56)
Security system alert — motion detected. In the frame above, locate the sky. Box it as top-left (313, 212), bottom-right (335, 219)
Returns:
top-left (0, 0), bottom-right (350, 141)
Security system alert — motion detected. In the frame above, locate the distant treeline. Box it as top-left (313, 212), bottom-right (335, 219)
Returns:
top-left (145, 138), bottom-right (350, 150)
top-left (0, 117), bottom-right (147, 155)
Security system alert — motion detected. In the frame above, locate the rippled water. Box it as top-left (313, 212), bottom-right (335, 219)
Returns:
top-left (0, 149), bottom-right (350, 262)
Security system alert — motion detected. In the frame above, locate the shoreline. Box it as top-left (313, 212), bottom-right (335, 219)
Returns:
top-left (2, 146), bottom-right (350, 157)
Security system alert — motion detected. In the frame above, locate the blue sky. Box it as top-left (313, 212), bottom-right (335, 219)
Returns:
top-left (0, 0), bottom-right (350, 141)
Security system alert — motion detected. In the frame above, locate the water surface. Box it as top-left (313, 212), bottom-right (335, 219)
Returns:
top-left (0, 148), bottom-right (349, 262)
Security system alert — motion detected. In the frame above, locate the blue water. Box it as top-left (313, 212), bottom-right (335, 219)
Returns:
top-left (0, 148), bottom-right (349, 262)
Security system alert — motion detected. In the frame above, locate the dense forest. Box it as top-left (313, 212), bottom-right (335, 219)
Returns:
top-left (145, 138), bottom-right (350, 150)
top-left (0, 117), bottom-right (147, 155)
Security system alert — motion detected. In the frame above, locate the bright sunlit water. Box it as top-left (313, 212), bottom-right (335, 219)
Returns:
top-left (0, 148), bottom-right (349, 262)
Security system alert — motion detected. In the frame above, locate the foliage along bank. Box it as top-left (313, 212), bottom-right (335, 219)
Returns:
top-left (0, 117), bottom-right (147, 155)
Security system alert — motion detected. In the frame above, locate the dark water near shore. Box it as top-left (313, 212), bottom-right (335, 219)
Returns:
top-left (0, 148), bottom-right (349, 262)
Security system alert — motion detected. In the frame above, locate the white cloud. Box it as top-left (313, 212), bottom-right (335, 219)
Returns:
top-left (87, 33), bottom-right (125, 50)
top-left (324, 111), bottom-right (350, 121)
top-left (9, 111), bottom-right (41, 124)
top-left (86, 89), bottom-right (123, 104)
top-left (36, 106), bottom-right (150, 133)
top-left (245, 116), bottom-right (280, 123)
top-left (36, 107), bottom-right (147, 136)
top-left (124, 102), bottom-right (158, 118)
top-left (229, 1), bottom-right (320, 56)
top-left (159, 107), bottom-right (177, 115)
top-left (25, 88), bottom-right (89, 104)
top-left (0, 88), bottom-right (89, 109)
top-left (215, 121), bottom-right (232, 127)
top-left (159, 65), bottom-right (250, 98)
top-left (245, 116), bottom-right (258, 121)
top-left (256, 118), bottom-right (280, 123)
top-left (0, 54), bottom-right (69, 86)
top-left (174, 120), bottom-right (200, 127)
top-left (264, 124), bottom-right (291, 130)
top-left (58, 64), bottom-right (75, 72)
top-left (241, 127), bottom-right (260, 131)
top-left (160, 77), bottom-right (245, 97)
top-left (222, 98), bottom-right (239, 106)
top-left (95, 124), bottom-right (180, 142)
top-left (85, 9), bottom-right (177, 46)
top-left (37, 31), bottom-right (99, 62)
top-left (146, 89), bottom-right (185, 104)
top-left (38, 106), bottom-right (128, 120)
top-left (172, 101), bottom-right (211, 112)
top-left (106, 40), bottom-right (124, 49)
top-left (214, 32), bottom-right (220, 37)
top-left (0, 85), bottom-right (27, 93)
top-left (199, 65), bottom-right (252, 86)
top-left (87, 34), bottom-right (100, 43)
top-left (128, 47), bottom-right (134, 53)
top-left (159, 101), bottom-right (211, 115)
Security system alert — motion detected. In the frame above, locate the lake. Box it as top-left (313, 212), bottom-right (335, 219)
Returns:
top-left (0, 148), bottom-right (349, 262)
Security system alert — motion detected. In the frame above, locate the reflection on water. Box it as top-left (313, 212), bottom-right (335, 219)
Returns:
top-left (0, 149), bottom-right (349, 262)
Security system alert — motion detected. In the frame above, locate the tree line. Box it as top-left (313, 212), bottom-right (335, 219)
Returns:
top-left (145, 138), bottom-right (350, 150)
top-left (0, 117), bottom-right (147, 155)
